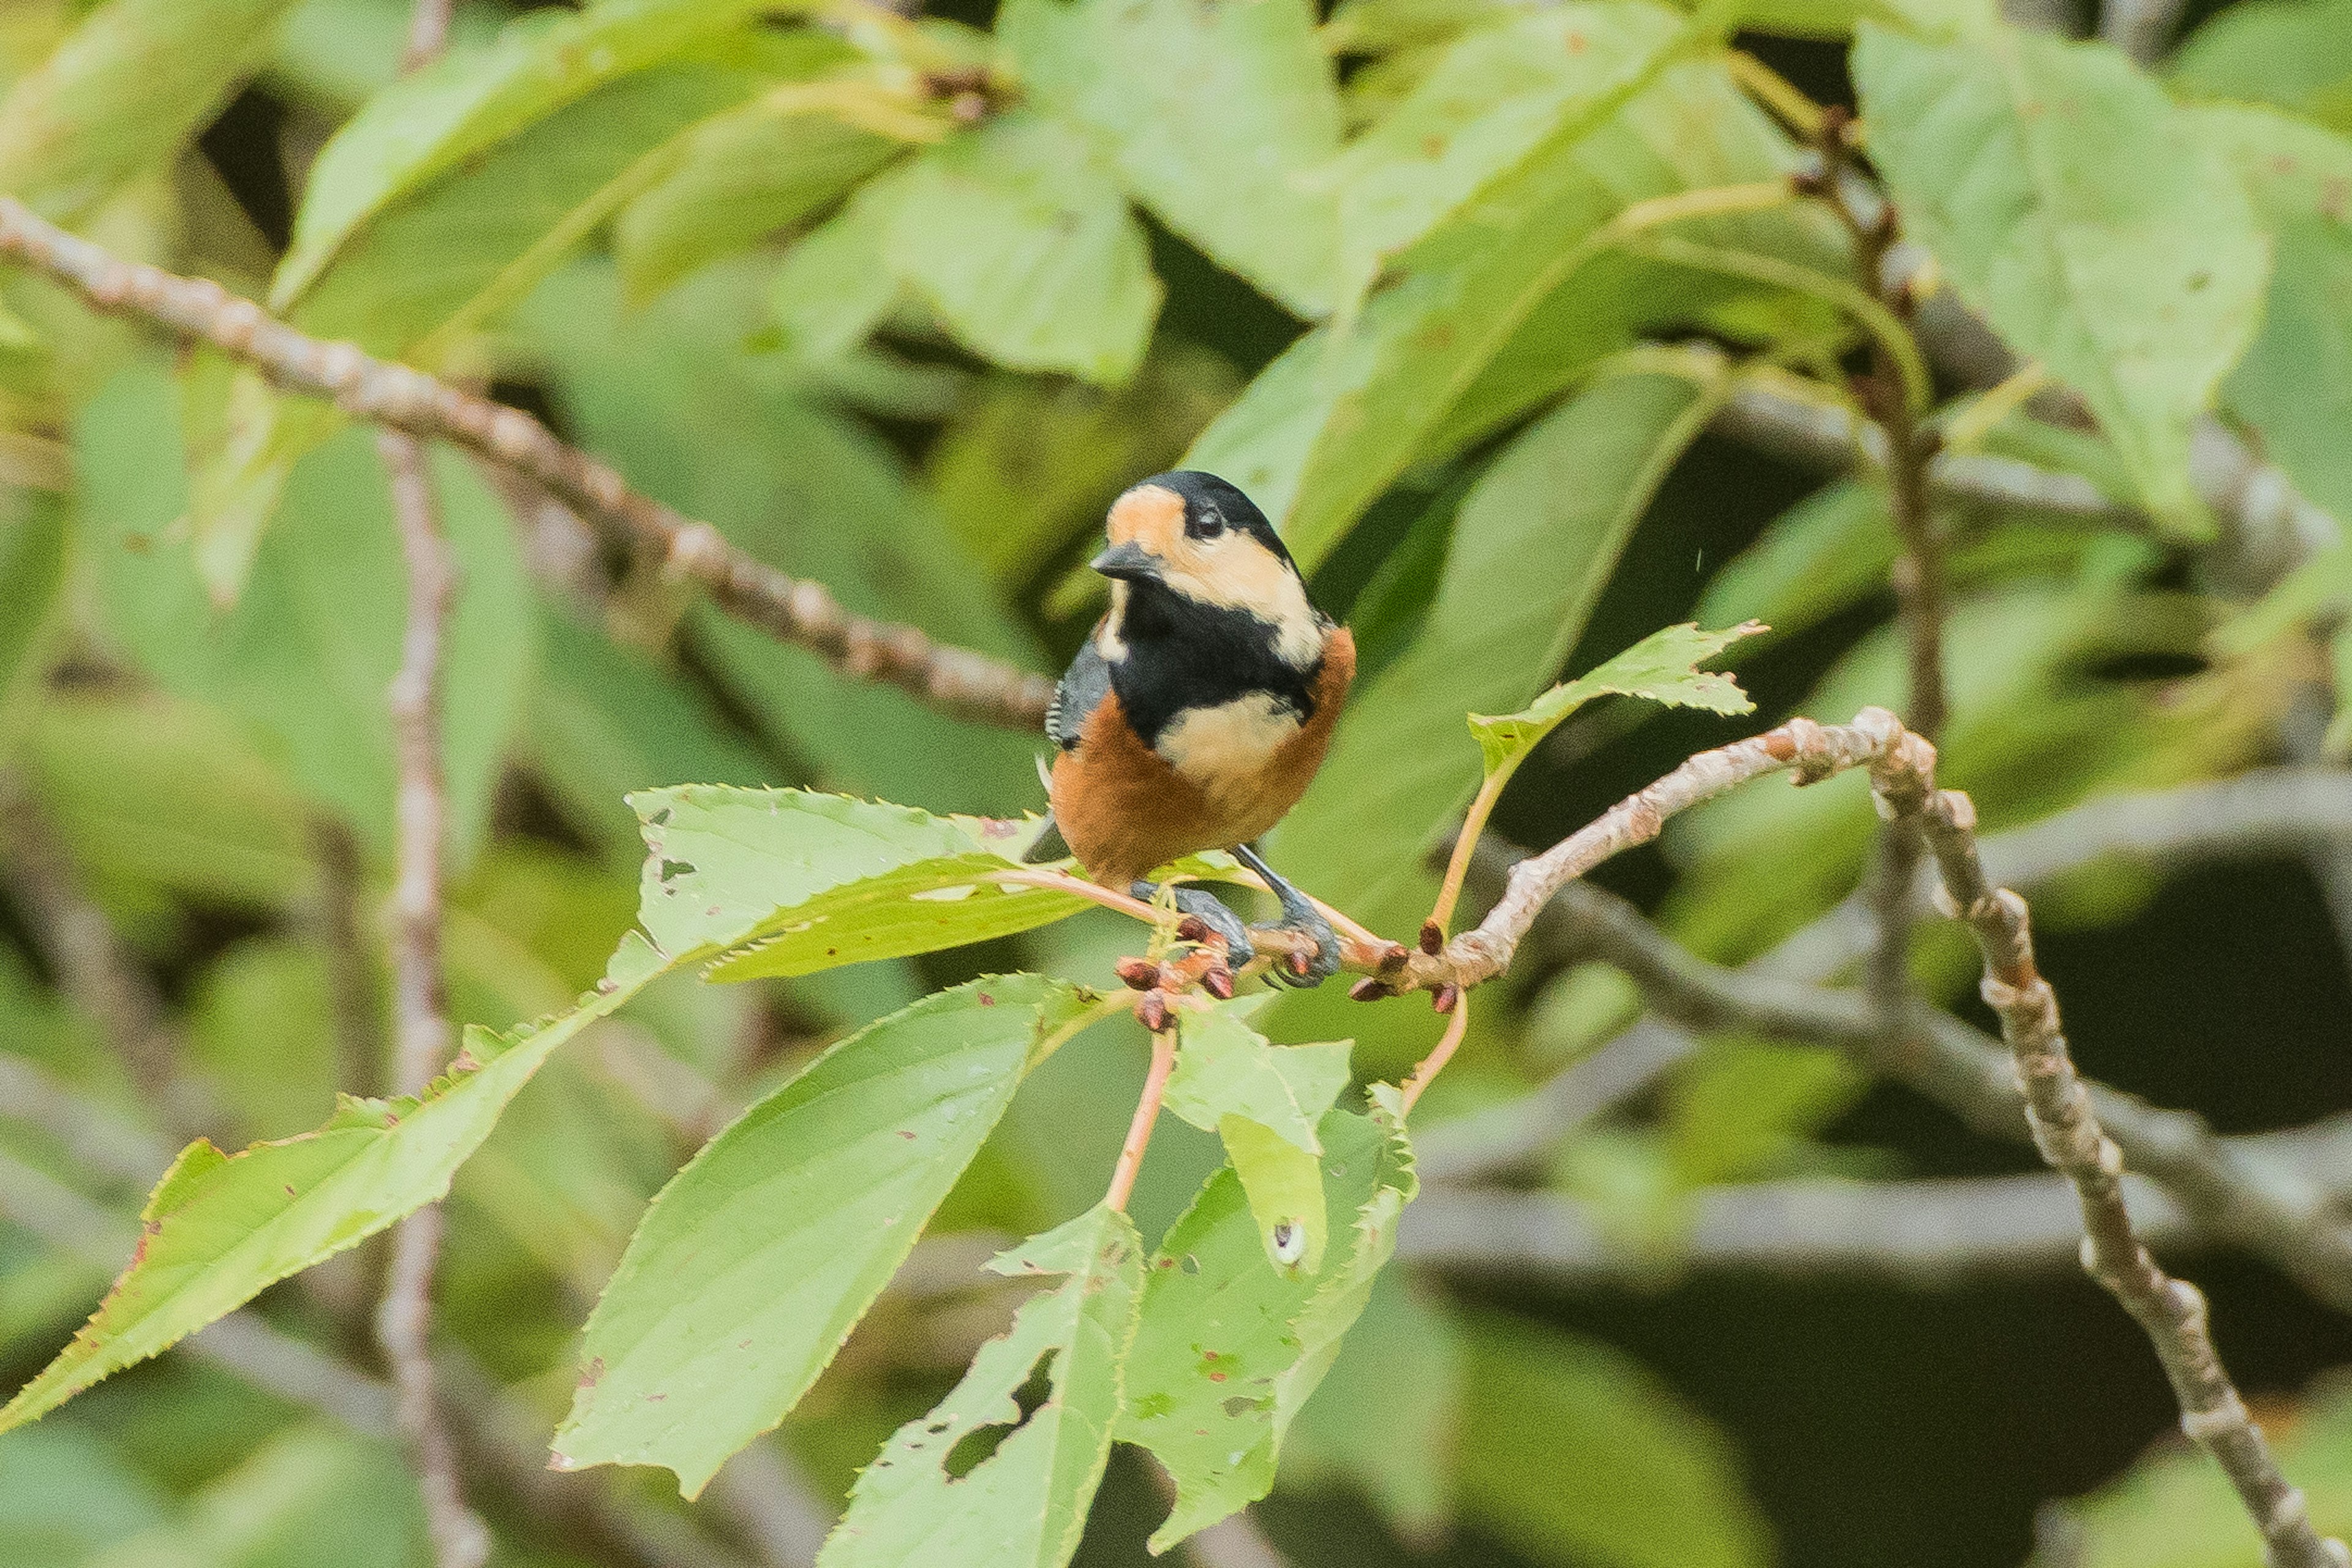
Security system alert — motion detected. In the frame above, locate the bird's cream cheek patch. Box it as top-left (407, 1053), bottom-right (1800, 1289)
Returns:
top-left (1155, 693), bottom-right (1302, 802)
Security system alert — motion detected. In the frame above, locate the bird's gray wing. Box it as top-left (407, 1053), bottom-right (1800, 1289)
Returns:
top-left (1044, 636), bottom-right (1113, 751)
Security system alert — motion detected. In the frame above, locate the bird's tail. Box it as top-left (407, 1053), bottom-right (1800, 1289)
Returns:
top-left (1022, 753), bottom-right (1069, 864)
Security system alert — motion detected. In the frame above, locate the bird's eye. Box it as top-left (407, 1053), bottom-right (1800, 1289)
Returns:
top-left (1186, 502), bottom-right (1226, 540)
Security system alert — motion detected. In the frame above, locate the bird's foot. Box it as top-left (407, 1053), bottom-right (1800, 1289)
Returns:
top-left (1260, 900), bottom-right (1341, 989)
top-left (1131, 881), bottom-right (1256, 970)
top-left (1231, 843), bottom-right (1341, 989)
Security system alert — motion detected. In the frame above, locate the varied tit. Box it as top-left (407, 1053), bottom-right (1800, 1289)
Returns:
top-left (1029, 470), bottom-right (1354, 986)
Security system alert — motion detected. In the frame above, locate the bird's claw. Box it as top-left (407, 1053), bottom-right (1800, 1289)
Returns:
top-left (1262, 903), bottom-right (1341, 989)
top-left (1134, 882), bottom-right (1257, 970)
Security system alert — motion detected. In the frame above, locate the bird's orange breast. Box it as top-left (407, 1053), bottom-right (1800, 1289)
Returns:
top-left (1049, 628), bottom-right (1354, 889)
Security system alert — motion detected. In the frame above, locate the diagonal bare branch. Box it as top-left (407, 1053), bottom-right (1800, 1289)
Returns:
top-left (0, 197), bottom-right (1055, 730)
top-left (1872, 729), bottom-right (2350, 1568)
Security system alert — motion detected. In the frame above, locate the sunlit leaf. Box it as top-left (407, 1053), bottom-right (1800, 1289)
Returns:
top-left (1188, 21), bottom-right (1820, 570)
top-left (1165, 1002), bottom-right (1352, 1156)
top-left (2173, 0), bottom-right (2352, 136)
top-left (554, 975), bottom-right (1099, 1497)
top-left (886, 112), bottom-right (1161, 385)
top-left (1003, 0), bottom-right (1343, 317)
top-left (273, 0), bottom-right (777, 305)
top-left (614, 64), bottom-right (913, 303)
top-left (0, 934), bottom-right (668, 1433)
top-left (817, 1204), bottom-right (1144, 1568)
top-left (1853, 22), bottom-right (2271, 531)
top-left (1273, 371), bottom-right (1723, 984)
top-left (1467, 620), bottom-right (1758, 775)
top-left (627, 785), bottom-right (1080, 982)
top-left (0, 0), bottom-right (300, 222)
top-left (1119, 1093), bottom-right (1415, 1549)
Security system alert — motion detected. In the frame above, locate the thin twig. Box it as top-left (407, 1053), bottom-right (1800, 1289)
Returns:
top-left (374, 428), bottom-right (491, 1568)
top-left (1420, 767), bottom-right (2352, 1183)
top-left (404, 0), bottom-right (456, 69)
top-left (1382, 709), bottom-right (1909, 997)
top-left (1870, 729), bottom-right (2350, 1568)
top-left (1405, 1115), bottom-right (2352, 1288)
top-left (1105, 1027), bottom-right (1179, 1212)
top-left (0, 197), bottom-right (1054, 729)
top-left (1548, 880), bottom-right (2352, 1314)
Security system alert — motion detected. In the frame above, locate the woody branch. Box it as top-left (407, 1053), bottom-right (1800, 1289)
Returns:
top-left (0, 196), bottom-right (1054, 731)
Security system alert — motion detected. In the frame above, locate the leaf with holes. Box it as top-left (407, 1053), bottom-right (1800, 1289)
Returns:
top-left (629, 785), bottom-right (1087, 981)
top-left (816, 1204), bottom-right (1144, 1568)
top-left (1164, 1001), bottom-right (1352, 1273)
top-left (1468, 620), bottom-right (1760, 777)
top-left (1118, 1091), bottom-right (1416, 1549)
top-left (1853, 22), bottom-right (2271, 532)
top-left (0, 933), bottom-right (669, 1433)
top-left (554, 976), bottom-right (1100, 1496)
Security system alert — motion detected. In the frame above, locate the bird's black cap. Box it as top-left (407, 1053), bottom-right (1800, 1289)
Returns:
top-left (1139, 471), bottom-right (1296, 568)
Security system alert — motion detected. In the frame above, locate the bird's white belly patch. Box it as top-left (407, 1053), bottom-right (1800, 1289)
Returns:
top-left (1156, 694), bottom-right (1301, 802)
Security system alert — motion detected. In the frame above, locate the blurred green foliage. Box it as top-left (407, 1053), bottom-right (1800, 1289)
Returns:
top-left (0, 0), bottom-right (2346, 1563)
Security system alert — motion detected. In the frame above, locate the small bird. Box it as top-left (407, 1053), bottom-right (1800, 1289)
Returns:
top-left (1031, 470), bottom-right (1354, 985)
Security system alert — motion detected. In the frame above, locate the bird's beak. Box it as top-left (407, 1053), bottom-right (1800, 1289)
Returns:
top-left (1090, 541), bottom-right (1163, 582)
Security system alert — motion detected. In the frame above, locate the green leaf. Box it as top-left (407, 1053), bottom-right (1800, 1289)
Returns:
top-left (1165, 1003), bottom-right (1352, 1155)
top-left (816, 1204), bottom-right (1144, 1568)
top-left (1272, 371), bottom-right (1723, 960)
top-left (203, 9), bottom-right (793, 597)
top-left (1708, 0), bottom-right (1992, 39)
top-left (1852, 23), bottom-right (2272, 531)
top-left (1665, 1041), bottom-right (1864, 1185)
top-left (1186, 27), bottom-right (1819, 569)
top-left (886, 113), bottom-right (1161, 385)
top-left (1280, 1270), bottom-right (1462, 1543)
top-left (0, 933), bottom-right (669, 1433)
top-left (2173, 0), bottom-right (2352, 136)
top-left (1118, 1096), bottom-right (1416, 1549)
top-left (96, 1424), bottom-right (428, 1568)
top-left (0, 0), bottom-right (300, 222)
top-left (79, 366), bottom-right (537, 868)
top-left (625, 785), bottom-right (1082, 982)
top-left (1320, 6), bottom-right (1704, 287)
top-left (770, 175), bottom-right (910, 362)
top-left (554, 976), bottom-right (1097, 1496)
top-left (1216, 1114), bottom-right (1331, 1275)
top-left (1002, 0), bottom-right (1343, 317)
top-left (0, 1423), bottom-right (172, 1564)
top-left (523, 603), bottom-right (775, 866)
top-left (1165, 1002), bottom-right (1352, 1275)
top-left (1459, 1315), bottom-right (1770, 1568)
top-left (2225, 216), bottom-right (2352, 527)
top-left (1467, 619), bottom-right (1759, 775)
top-left (273, 0), bottom-right (776, 306)
top-left (0, 492), bottom-right (63, 746)
top-left (1694, 479), bottom-right (1895, 647)
top-left (614, 66), bottom-right (911, 303)
top-left (2194, 101), bottom-right (2352, 232)
top-left (515, 261), bottom-right (1050, 813)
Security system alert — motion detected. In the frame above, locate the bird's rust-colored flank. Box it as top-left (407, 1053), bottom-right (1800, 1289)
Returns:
top-left (1050, 629), bottom-right (1354, 889)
